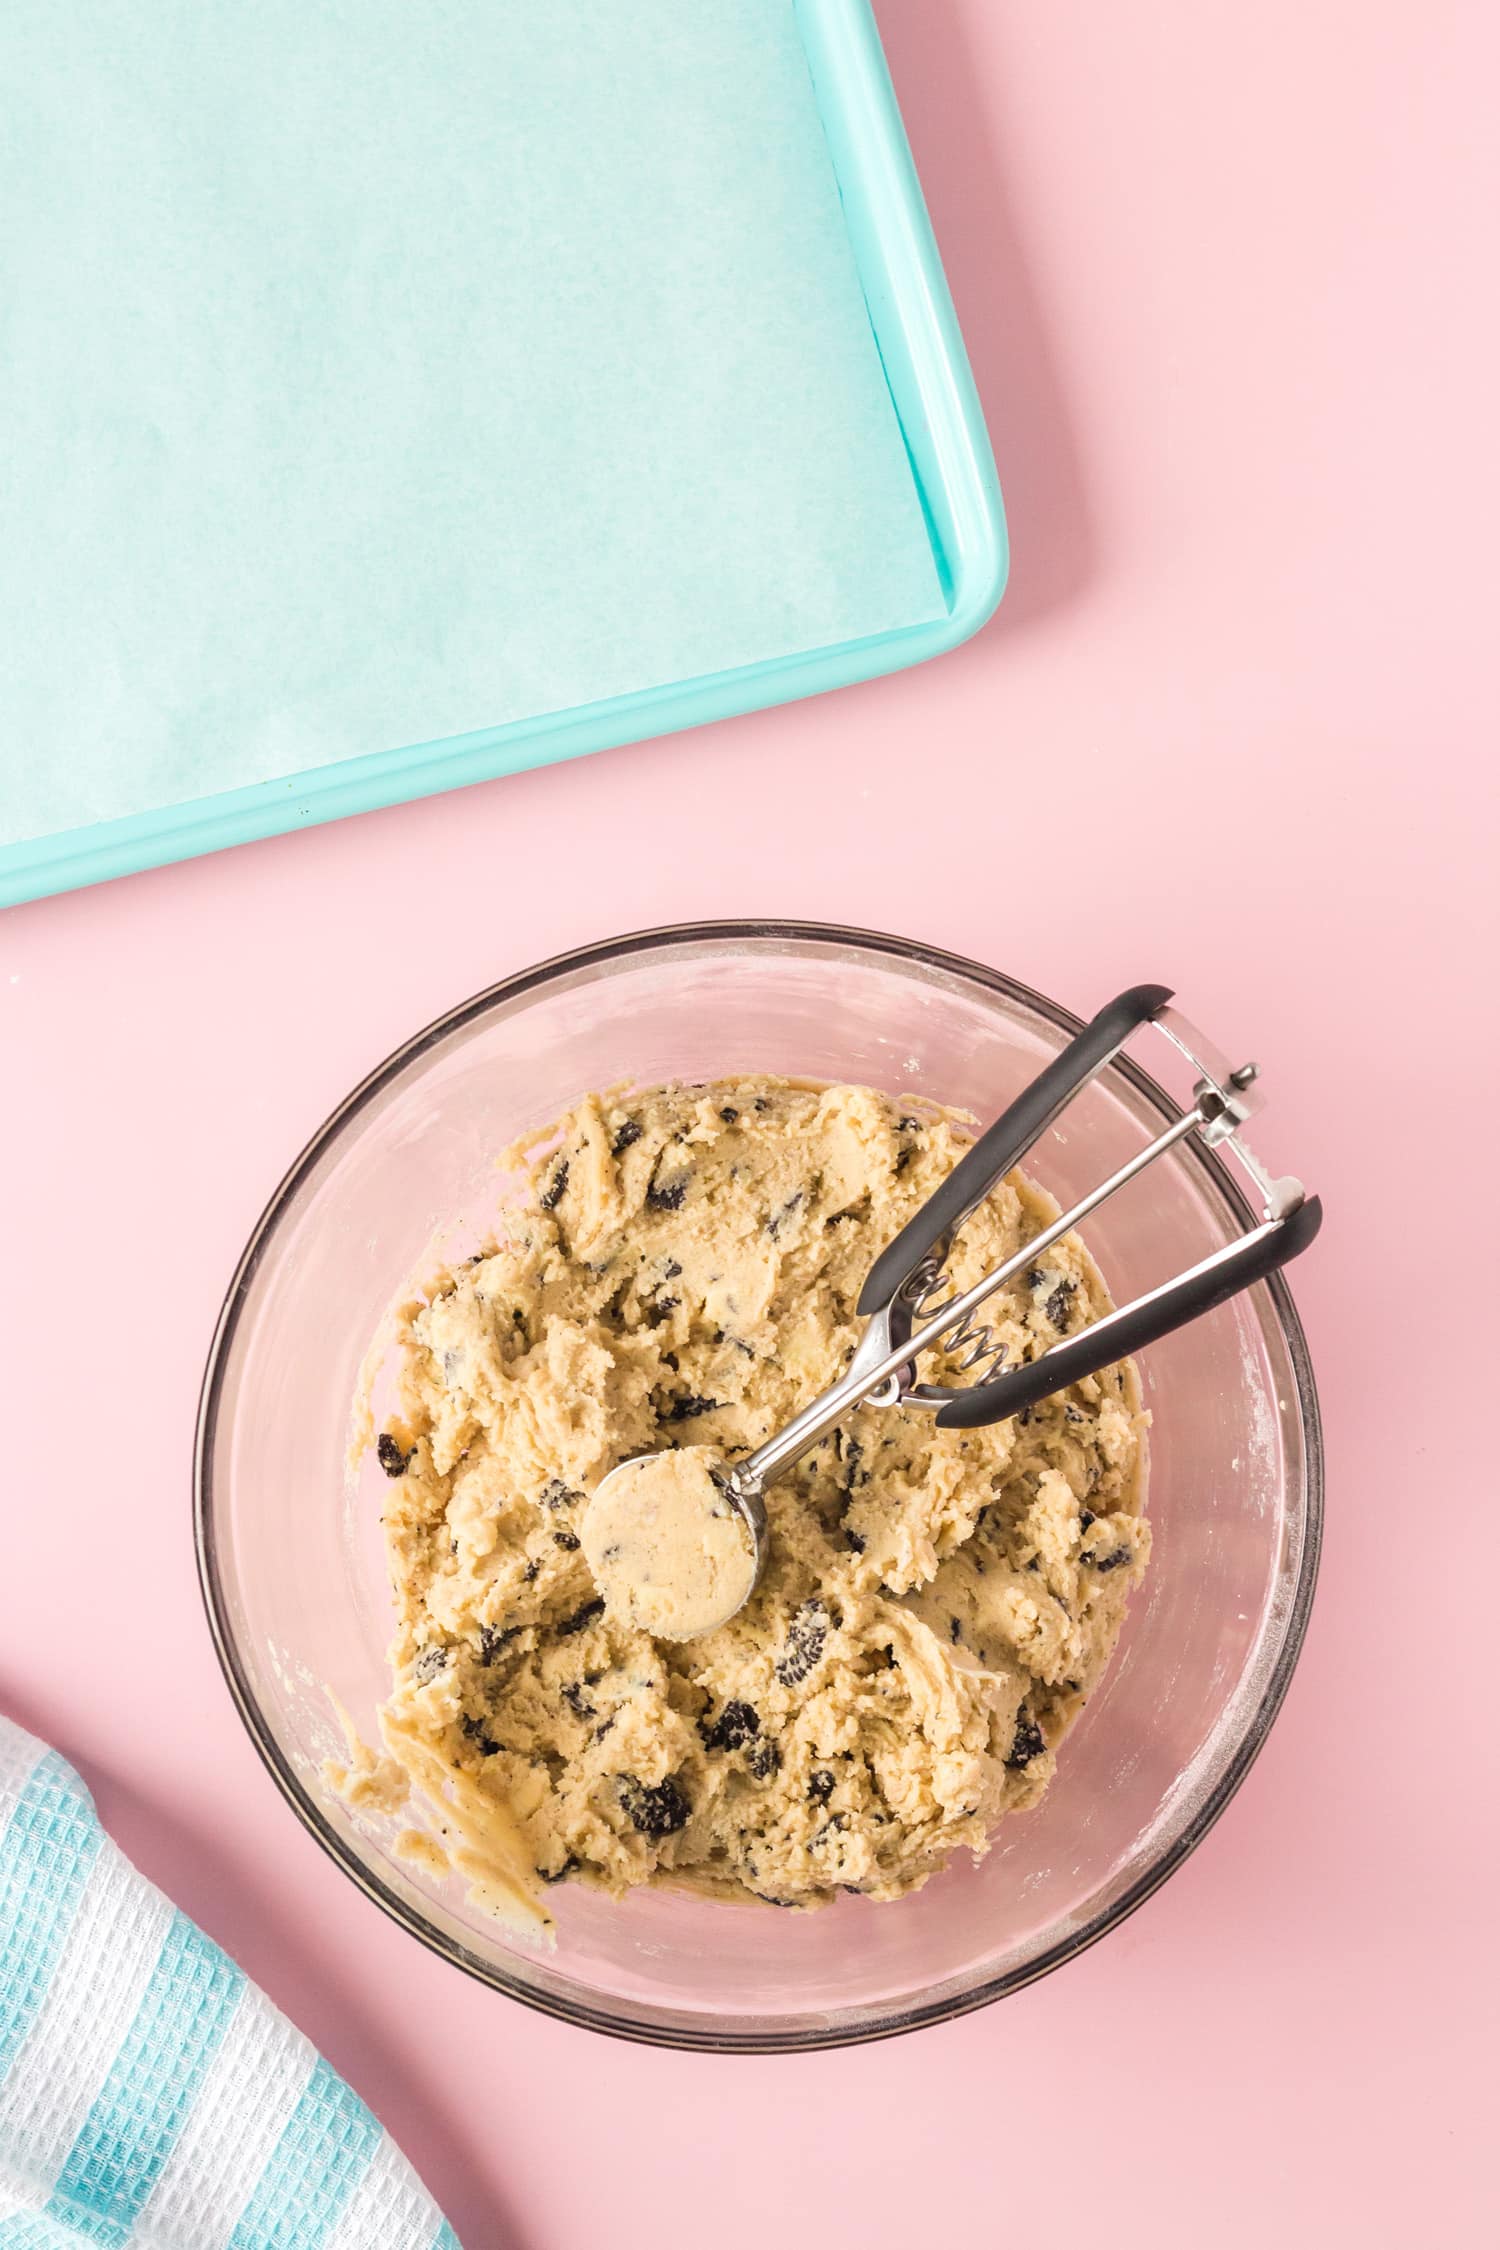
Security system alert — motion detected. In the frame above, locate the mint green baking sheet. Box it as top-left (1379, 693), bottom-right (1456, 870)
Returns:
top-left (0, 0), bottom-right (1006, 906)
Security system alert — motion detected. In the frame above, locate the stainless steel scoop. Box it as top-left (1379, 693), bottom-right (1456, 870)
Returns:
top-left (588, 983), bottom-right (1322, 1631)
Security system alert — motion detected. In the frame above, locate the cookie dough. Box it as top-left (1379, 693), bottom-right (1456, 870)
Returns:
top-left (582, 1447), bottom-right (759, 1640)
top-left (368, 1077), bottom-right (1149, 1914)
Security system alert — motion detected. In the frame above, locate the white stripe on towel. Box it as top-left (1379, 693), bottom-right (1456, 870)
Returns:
top-left (0, 1847), bottom-right (173, 2188)
top-left (136, 1985), bottom-right (313, 2249)
top-left (0, 1738), bottom-right (47, 1830)
top-left (322, 2131), bottom-right (446, 2250)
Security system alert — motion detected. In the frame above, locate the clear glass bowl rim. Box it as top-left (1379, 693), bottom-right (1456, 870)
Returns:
top-left (194, 919), bottom-right (1324, 2051)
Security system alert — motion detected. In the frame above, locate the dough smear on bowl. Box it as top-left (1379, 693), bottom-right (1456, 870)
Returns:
top-left (367, 1078), bottom-right (1149, 1915)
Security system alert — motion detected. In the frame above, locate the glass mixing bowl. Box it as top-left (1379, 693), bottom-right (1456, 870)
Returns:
top-left (196, 923), bottom-right (1322, 2050)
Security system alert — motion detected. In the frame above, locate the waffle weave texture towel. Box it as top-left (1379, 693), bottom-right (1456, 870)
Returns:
top-left (0, 1720), bottom-right (459, 2248)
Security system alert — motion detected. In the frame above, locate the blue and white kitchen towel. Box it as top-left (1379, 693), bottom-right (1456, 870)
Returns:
top-left (0, 1722), bottom-right (459, 2248)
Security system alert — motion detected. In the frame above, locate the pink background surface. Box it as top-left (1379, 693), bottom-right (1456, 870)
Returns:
top-left (4, 3), bottom-right (1497, 2244)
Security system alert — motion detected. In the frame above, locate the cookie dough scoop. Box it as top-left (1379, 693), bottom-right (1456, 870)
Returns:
top-left (582, 1446), bottom-right (764, 1641)
top-left (586, 985), bottom-right (1322, 1641)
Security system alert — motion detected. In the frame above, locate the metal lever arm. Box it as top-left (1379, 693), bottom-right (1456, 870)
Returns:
top-left (933, 1194), bottom-right (1324, 1430)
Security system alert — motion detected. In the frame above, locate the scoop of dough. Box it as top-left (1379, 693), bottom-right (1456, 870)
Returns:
top-left (583, 1447), bottom-right (757, 1640)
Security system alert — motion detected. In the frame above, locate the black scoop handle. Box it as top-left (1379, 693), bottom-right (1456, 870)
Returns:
top-left (934, 1194), bottom-right (1323, 1430)
top-left (858, 983), bottom-right (1175, 1318)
